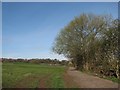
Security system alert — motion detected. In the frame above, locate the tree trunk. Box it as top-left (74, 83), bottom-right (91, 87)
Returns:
top-left (116, 60), bottom-right (119, 78)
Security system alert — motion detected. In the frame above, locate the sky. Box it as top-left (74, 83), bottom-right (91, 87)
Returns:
top-left (2, 2), bottom-right (118, 60)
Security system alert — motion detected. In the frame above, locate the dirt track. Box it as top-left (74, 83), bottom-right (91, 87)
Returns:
top-left (65, 67), bottom-right (119, 88)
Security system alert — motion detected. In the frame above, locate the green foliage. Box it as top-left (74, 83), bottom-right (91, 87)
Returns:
top-left (52, 13), bottom-right (119, 78)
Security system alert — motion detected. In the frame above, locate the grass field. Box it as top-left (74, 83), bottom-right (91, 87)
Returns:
top-left (2, 62), bottom-right (66, 88)
top-left (2, 62), bottom-right (118, 88)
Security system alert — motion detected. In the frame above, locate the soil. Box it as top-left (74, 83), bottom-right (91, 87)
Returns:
top-left (39, 74), bottom-right (52, 88)
top-left (63, 72), bottom-right (80, 88)
top-left (64, 67), bottom-right (119, 88)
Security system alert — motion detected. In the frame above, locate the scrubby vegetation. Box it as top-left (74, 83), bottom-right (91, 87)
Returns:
top-left (2, 58), bottom-right (68, 66)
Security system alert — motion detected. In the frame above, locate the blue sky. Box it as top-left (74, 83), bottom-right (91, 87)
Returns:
top-left (2, 2), bottom-right (118, 60)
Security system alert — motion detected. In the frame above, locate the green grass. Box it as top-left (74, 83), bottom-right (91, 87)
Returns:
top-left (104, 76), bottom-right (120, 84)
top-left (50, 73), bottom-right (65, 88)
top-left (2, 62), bottom-right (66, 88)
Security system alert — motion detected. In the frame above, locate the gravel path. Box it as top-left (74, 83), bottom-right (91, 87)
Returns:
top-left (66, 67), bottom-right (119, 88)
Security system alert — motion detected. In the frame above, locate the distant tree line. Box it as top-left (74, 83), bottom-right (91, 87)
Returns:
top-left (2, 58), bottom-right (68, 66)
top-left (52, 14), bottom-right (119, 78)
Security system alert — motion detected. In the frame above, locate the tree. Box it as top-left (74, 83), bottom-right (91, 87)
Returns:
top-left (53, 14), bottom-right (108, 69)
top-left (52, 13), bottom-right (119, 77)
